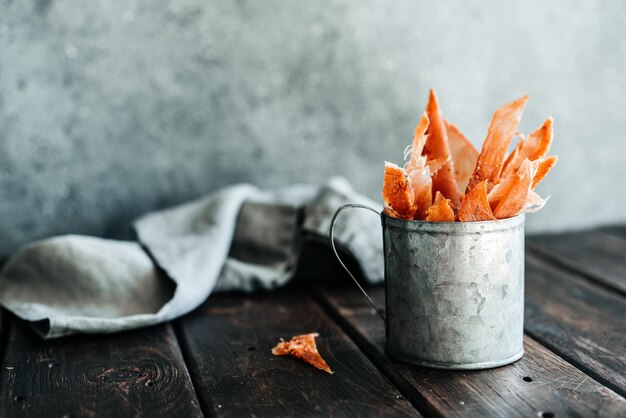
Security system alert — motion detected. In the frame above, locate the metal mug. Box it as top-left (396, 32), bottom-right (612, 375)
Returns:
top-left (329, 204), bottom-right (525, 370)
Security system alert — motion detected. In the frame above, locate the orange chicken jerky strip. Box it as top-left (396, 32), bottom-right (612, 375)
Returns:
top-left (382, 162), bottom-right (417, 219)
top-left (445, 120), bottom-right (479, 194)
top-left (425, 191), bottom-right (455, 222)
top-left (487, 172), bottom-right (514, 210)
top-left (524, 190), bottom-right (550, 213)
top-left (272, 333), bottom-right (334, 374)
top-left (501, 117), bottom-right (554, 178)
top-left (530, 155), bottom-right (558, 190)
top-left (523, 117), bottom-right (554, 160)
top-left (493, 159), bottom-right (532, 219)
top-left (491, 155), bottom-right (557, 211)
top-left (458, 180), bottom-right (496, 222)
top-left (467, 95), bottom-right (529, 193)
top-left (423, 89), bottom-right (461, 208)
top-left (405, 112), bottom-right (434, 220)
top-left (425, 156), bottom-right (450, 176)
top-left (500, 136), bottom-right (524, 179)
top-left (433, 190), bottom-right (446, 205)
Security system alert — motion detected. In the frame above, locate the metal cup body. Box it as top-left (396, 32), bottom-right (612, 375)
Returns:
top-left (382, 214), bottom-right (525, 369)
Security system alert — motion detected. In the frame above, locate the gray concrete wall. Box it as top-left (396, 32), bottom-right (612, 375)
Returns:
top-left (0, 0), bottom-right (624, 257)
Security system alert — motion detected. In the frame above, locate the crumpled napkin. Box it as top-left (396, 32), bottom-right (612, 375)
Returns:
top-left (0, 178), bottom-right (383, 338)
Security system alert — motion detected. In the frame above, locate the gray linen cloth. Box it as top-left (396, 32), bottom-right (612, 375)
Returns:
top-left (0, 178), bottom-right (383, 338)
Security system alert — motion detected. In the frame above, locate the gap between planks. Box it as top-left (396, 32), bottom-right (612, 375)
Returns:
top-left (523, 327), bottom-right (626, 400)
top-left (526, 232), bottom-right (626, 298)
top-left (310, 282), bottom-right (626, 417)
top-left (0, 310), bottom-right (9, 383)
top-left (173, 320), bottom-right (214, 418)
top-left (526, 244), bottom-right (626, 299)
top-left (174, 288), bottom-right (419, 417)
top-left (0, 318), bottom-right (204, 418)
top-left (307, 283), bottom-right (444, 418)
top-left (523, 253), bottom-right (626, 398)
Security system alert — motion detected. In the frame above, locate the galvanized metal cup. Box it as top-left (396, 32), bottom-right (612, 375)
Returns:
top-left (330, 204), bottom-right (525, 370)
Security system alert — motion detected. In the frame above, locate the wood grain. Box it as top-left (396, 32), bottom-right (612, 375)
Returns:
top-left (599, 224), bottom-right (626, 241)
top-left (176, 288), bottom-right (419, 417)
top-left (313, 283), bottom-right (626, 418)
top-left (528, 230), bottom-right (626, 295)
top-left (524, 253), bottom-right (626, 397)
top-left (0, 310), bottom-right (5, 366)
top-left (0, 319), bottom-right (203, 418)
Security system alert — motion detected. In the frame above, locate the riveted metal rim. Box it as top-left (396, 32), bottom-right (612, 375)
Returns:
top-left (383, 213), bottom-right (525, 233)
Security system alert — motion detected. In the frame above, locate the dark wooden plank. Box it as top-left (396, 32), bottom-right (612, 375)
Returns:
top-left (599, 224), bottom-right (626, 241)
top-left (0, 320), bottom-right (203, 418)
top-left (176, 287), bottom-right (420, 417)
top-left (313, 283), bottom-right (626, 418)
top-left (0, 310), bottom-right (6, 370)
top-left (525, 253), bottom-right (626, 397)
top-left (528, 230), bottom-right (626, 296)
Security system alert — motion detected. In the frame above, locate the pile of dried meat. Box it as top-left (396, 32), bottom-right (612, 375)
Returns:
top-left (382, 90), bottom-right (557, 222)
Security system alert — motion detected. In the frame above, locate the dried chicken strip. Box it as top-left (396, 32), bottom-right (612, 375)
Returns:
top-left (406, 112), bottom-right (433, 220)
top-left (458, 180), bottom-right (496, 222)
top-left (380, 91), bottom-right (556, 222)
top-left (487, 172), bottom-right (514, 210)
top-left (493, 159), bottom-right (532, 219)
top-left (524, 190), bottom-right (551, 213)
top-left (382, 162), bottom-right (416, 219)
top-left (523, 117), bottom-right (553, 161)
top-left (501, 118), bottom-right (553, 178)
top-left (530, 155), bottom-right (558, 190)
top-left (424, 89), bottom-right (461, 207)
top-left (272, 333), bottom-right (334, 374)
top-left (425, 192), bottom-right (455, 222)
top-left (446, 120), bottom-right (479, 194)
top-left (467, 96), bottom-right (529, 192)
top-left (500, 137), bottom-right (524, 179)
top-left (425, 155), bottom-right (450, 176)
top-left (433, 190), bottom-right (446, 205)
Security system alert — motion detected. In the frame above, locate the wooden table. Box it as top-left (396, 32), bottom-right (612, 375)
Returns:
top-left (1, 226), bottom-right (625, 417)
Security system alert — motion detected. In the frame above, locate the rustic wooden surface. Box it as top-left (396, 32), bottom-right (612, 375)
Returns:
top-left (0, 226), bottom-right (625, 417)
top-left (600, 225), bottom-right (626, 241)
top-left (175, 288), bottom-right (417, 417)
top-left (0, 321), bottom-right (202, 418)
top-left (528, 231), bottom-right (626, 295)
top-left (524, 254), bottom-right (626, 397)
top-left (312, 284), bottom-right (626, 418)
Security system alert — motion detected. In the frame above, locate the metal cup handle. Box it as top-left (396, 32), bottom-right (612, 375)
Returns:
top-left (329, 204), bottom-right (386, 322)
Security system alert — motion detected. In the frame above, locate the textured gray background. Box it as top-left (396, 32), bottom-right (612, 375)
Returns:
top-left (0, 0), bottom-right (625, 258)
